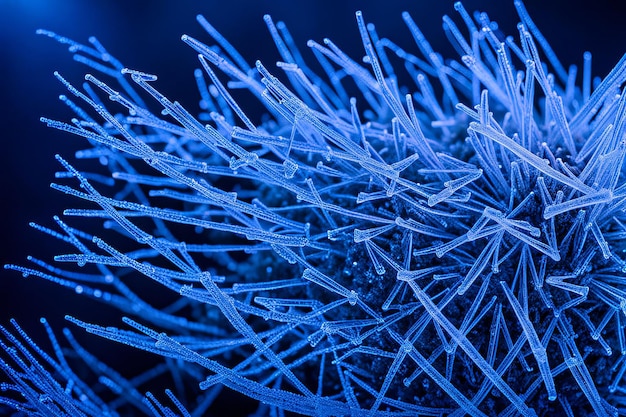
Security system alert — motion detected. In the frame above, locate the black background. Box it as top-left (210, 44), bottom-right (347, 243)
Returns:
top-left (1, 0), bottom-right (625, 412)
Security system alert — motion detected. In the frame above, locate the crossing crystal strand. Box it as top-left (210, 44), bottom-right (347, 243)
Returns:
top-left (500, 282), bottom-right (557, 401)
top-left (199, 55), bottom-right (257, 131)
top-left (407, 281), bottom-right (536, 416)
top-left (457, 232), bottom-right (502, 295)
top-left (543, 189), bottom-right (613, 220)
top-left (402, 12), bottom-right (459, 107)
top-left (469, 123), bottom-right (593, 194)
top-left (199, 274), bottom-right (313, 397)
top-left (388, 331), bottom-right (487, 417)
top-left (556, 320), bottom-right (617, 416)
top-left (428, 169), bottom-right (482, 207)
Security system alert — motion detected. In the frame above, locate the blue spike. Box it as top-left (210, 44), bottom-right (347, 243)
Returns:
top-left (500, 281), bottom-right (557, 401)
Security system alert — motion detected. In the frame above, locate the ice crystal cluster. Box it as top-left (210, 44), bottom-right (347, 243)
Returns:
top-left (4, 1), bottom-right (626, 416)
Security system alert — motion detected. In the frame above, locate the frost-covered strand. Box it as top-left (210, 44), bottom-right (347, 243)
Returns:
top-left (500, 281), bottom-right (557, 401)
top-left (406, 281), bottom-right (537, 416)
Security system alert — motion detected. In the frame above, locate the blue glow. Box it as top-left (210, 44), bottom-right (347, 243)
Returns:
top-left (2, 1), bottom-right (626, 415)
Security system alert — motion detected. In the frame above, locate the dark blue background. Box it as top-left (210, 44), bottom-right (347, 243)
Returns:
top-left (1, 0), bottom-right (625, 407)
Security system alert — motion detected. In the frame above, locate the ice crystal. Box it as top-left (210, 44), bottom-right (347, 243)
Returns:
top-left (3, 1), bottom-right (626, 415)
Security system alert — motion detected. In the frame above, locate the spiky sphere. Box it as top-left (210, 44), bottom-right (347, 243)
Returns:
top-left (3, 2), bottom-right (626, 416)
